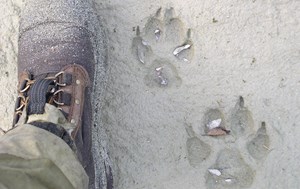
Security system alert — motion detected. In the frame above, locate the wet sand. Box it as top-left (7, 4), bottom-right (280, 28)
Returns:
top-left (1, 0), bottom-right (300, 188)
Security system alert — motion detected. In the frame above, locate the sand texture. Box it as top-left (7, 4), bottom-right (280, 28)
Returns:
top-left (1, 0), bottom-right (300, 188)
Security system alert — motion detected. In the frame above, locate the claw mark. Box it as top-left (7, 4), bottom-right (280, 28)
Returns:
top-left (153, 8), bottom-right (162, 41)
top-left (247, 122), bottom-right (270, 160)
top-left (138, 40), bottom-right (151, 64)
top-left (132, 26), bottom-right (152, 64)
top-left (137, 26), bottom-right (151, 63)
top-left (164, 7), bottom-right (175, 22)
top-left (155, 7), bottom-right (162, 17)
top-left (230, 96), bottom-right (254, 136)
top-left (143, 7), bottom-right (164, 44)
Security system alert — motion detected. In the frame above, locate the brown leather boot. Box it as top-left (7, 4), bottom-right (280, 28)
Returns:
top-left (13, 0), bottom-right (112, 188)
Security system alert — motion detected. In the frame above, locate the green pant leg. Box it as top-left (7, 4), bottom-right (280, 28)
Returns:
top-left (0, 125), bottom-right (88, 189)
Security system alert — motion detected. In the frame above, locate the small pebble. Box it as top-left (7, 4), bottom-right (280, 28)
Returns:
top-left (208, 168), bottom-right (222, 176)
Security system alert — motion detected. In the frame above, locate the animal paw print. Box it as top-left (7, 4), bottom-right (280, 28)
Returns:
top-left (132, 7), bottom-right (194, 89)
top-left (186, 97), bottom-right (271, 189)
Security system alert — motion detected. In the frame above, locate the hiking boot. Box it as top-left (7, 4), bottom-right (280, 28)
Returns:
top-left (12, 0), bottom-right (112, 188)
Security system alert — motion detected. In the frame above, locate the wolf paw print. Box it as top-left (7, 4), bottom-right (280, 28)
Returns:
top-left (132, 7), bottom-right (194, 89)
top-left (186, 97), bottom-right (271, 189)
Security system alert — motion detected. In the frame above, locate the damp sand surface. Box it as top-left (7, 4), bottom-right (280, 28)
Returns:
top-left (1, 0), bottom-right (300, 189)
